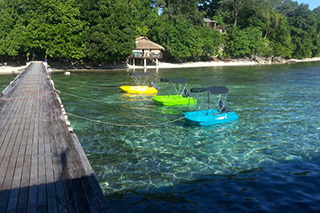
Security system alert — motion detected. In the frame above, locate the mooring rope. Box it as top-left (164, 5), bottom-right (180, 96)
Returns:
top-left (53, 80), bottom-right (119, 89)
top-left (59, 90), bottom-right (152, 105)
top-left (66, 112), bottom-right (185, 128)
top-left (59, 90), bottom-right (112, 104)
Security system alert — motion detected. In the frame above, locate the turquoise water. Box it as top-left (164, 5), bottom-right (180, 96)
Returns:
top-left (0, 74), bottom-right (16, 92)
top-left (4, 62), bottom-right (319, 211)
top-left (50, 63), bottom-right (320, 211)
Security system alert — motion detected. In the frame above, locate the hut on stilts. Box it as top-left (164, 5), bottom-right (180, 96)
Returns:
top-left (127, 37), bottom-right (165, 68)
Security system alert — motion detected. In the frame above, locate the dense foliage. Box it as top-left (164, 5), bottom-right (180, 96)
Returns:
top-left (0, 0), bottom-right (320, 63)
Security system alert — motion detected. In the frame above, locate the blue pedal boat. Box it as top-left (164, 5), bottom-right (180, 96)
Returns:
top-left (183, 86), bottom-right (239, 126)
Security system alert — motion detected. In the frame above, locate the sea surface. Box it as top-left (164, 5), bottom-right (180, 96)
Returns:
top-left (0, 74), bottom-right (16, 92)
top-left (2, 62), bottom-right (320, 211)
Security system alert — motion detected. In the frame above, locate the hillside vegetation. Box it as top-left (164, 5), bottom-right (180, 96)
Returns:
top-left (1, 0), bottom-right (320, 63)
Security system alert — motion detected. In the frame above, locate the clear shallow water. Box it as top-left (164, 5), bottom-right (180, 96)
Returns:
top-left (49, 63), bottom-right (320, 211)
top-left (0, 74), bottom-right (16, 92)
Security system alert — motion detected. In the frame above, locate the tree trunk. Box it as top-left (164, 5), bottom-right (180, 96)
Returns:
top-left (233, 0), bottom-right (239, 27)
top-left (234, 11), bottom-right (238, 27)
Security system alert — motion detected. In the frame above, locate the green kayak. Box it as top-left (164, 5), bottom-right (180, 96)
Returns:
top-left (153, 95), bottom-right (197, 106)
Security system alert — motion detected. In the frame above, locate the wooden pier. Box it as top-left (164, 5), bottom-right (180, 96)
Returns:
top-left (0, 62), bottom-right (109, 212)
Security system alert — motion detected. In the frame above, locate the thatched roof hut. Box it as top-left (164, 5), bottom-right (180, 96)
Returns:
top-left (135, 36), bottom-right (165, 50)
top-left (128, 37), bottom-right (165, 67)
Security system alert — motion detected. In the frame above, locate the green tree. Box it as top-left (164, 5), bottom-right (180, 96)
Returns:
top-left (199, 0), bottom-right (222, 18)
top-left (82, 0), bottom-right (157, 63)
top-left (287, 4), bottom-right (318, 58)
top-left (0, 0), bottom-right (24, 58)
top-left (217, 0), bottom-right (247, 27)
top-left (197, 25), bottom-right (224, 58)
top-left (150, 18), bottom-right (223, 61)
top-left (21, 0), bottom-right (86, 60)
top-left (156, 0), bottom-right (204, 24)
top-left (1, 0), bottom-right (320, 63)
top-left (268, 14), bottom-right (293, 58)
top-left (157, 20), bottom-right (203, 60)
top-left (313, 7), bottom-right (320, 56)
top-left (273, 0), bottom-right (299, 15)
top-left (225, 27), bottom-right (271, 58)
top-left (314, 6), bottom-right (320, 18)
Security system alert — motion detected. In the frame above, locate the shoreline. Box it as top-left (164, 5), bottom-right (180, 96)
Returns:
top-left (1, 57), bottom-right (320, 74)
top-left (51, 57), bottom-right (320, 72)
top-left (0, 65), bottom-right (26, 74)
top-left (125, 57), bottom-right (320, 70)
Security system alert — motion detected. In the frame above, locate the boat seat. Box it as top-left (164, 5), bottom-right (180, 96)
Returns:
top-left (219, 100), bottom-right (230, 113)
top-left (184, 89), bottom-right (192, 97)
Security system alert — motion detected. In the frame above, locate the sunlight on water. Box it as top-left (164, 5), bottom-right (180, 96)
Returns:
top-left (51, 63), bottom-right (320, 211)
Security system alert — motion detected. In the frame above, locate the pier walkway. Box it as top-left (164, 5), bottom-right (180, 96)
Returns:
top-left (0, 62), bottom-right (109, 212)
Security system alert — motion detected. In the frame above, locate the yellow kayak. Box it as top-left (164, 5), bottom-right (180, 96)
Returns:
top-left (120, 86), bottom-right (158, 94)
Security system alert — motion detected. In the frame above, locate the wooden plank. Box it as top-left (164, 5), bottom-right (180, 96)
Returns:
top-left (62, 132), bottom-right (102, 212)
top-left (0, 93), bottom-right (27, 212)
top-left (46, 65), bottom-right (110, 212)
top-left (17, 159), bottom-right (31, 213)
top-left (47, 88), bottom-right (68, 213)
top-left (0, 84), bottom-right (25, 167)
top-left (71, 177), bottom-right (91, 213)
top-left (42, 81), bottom-right (59, 212)
top-left (52, 109), bottom-right (83, 212)
top-left (58, 132), bottom-right (91, 211)
top-left (0, 62), bottom-right (109, 212)
top-left (80, 175), bottom-right (109, 212)
top-left (37, 89), bottom-right (48, 212)
top-left (17, 80), bottom-right (37, 213)
top-left (28, 74), bottom-right (41, 212)
top-left (0, 190), bottom-right (10, 212)
top-left (0, 67), bottom-right (32, 212)
top-left (6, 168), bottom-right (22, 212)
top-left (53, 132), bottom-right (79, 213)
top-left (42, 86), bottom-right (59, 212)
top-left (87, 175), bottom-right (110, 211)
top-left (6, 90), bottom-right (34, 212)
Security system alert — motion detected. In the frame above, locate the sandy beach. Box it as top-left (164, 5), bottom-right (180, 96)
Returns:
top-left (127, 57), bottom-right (320, 69)
top-left (1, 57), bottom-right (320, 74)
top-left (0, 65), bottom-right (26, 74)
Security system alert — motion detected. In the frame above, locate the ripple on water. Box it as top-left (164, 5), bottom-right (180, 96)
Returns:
top-left (52, 64), bottom-right (320, 211)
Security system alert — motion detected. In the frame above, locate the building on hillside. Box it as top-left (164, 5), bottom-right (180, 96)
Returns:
top-left (127, 36), bottom-right (165, 67)
top-left (204, 18), bottom-right (226, 34)
top-left (204, 18), bottom-right (218, 29)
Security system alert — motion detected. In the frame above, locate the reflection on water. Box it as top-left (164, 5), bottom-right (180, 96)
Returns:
top-left (52, 62), bottom-right (320, 211)
top-left (121, 93), bottom-right (156, 102)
